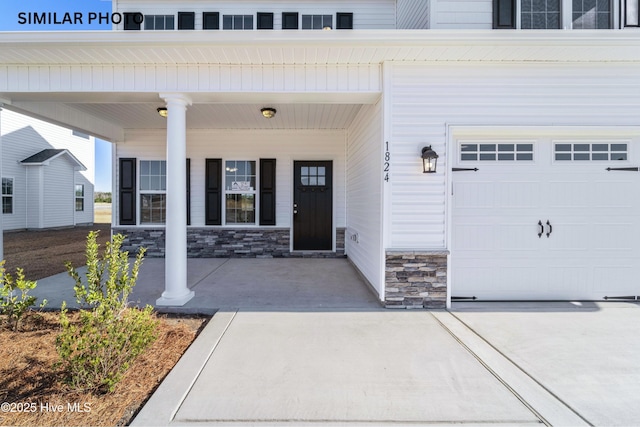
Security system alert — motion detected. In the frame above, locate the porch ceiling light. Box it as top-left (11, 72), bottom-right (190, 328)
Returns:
top-left (421, 146), bottom-right (439, 173)
top-left (261, 107), bottom-right (276, 119)
top-left (157, 107), bottom-right (168, 118)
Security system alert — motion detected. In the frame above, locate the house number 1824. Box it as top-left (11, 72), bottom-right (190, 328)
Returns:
top-left (384, 141), bottom-right (390, 182)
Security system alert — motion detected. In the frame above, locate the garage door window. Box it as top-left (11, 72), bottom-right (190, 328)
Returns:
top-left (554, 142), bottom-right (628, 161)
top-left (461, 143), bottom-right (534, 161)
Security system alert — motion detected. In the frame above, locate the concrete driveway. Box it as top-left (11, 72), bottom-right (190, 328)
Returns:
top-left (133, 301), bottom-right (640, 426)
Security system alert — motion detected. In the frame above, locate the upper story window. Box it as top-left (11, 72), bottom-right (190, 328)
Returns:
top-left (223, 15), bottom-right (253, 30)
top-left (521, 0), bottom-right (560, 28)
top-left (144, 15), bottom-right (175, 30)
top-left (302, 14), bottom-right (333, 29)
top-left (493, 0), bottom-right (614, 28)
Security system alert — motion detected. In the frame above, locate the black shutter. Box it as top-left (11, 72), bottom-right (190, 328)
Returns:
top-left (336, 13), bottom-right (353, 29)
top-left (257, 12), bottom-right (274, 29)
top-left (259, 159), bottom-right (277, 226)
top-left (205, 158), bottom-right (222, 225)
top-left (124, 12), bottom-right (143, 30)
top-left (203, 12), bottom-right (220, 29)
top-left (493, 0), bottom-right (516, 28)
top-left (178, 12), bottom-right (195, 29)
top-left (119, 158), bottom-right (136, 225)
top-left (282, 12), bottom-right (299, 29)
top-left (186, 158), bottom-right (191, 226)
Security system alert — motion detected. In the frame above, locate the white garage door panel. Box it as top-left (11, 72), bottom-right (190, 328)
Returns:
top-left (452, 136), bottom-right (640, 301)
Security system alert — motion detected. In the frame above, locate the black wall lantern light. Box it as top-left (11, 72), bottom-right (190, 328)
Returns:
top-left (421, 146), bottom-right (439, 173)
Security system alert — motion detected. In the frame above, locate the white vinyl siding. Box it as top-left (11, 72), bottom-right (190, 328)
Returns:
top-left (1, 109), bottom-right (94, 230)
top-left (115, 129), bottom-right (347, 229)
top-left (397, 0), bottom-right (430, 28)
top-left (26, 167), bottom-right (42, 229)
top-left (346, 99), bottom-right (384, 299)
top-left (431, 0), bottom-right (493, 28)
top-left (387, 62), bottom-right (640, 250)
top-left (113, 0), bottom-right (396, 30)
top-left (42, 156), bottom-right (75, 228)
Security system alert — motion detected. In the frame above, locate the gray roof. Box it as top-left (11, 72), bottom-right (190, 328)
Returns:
top-left (20, 149), bottom-right (66, 164)
top-left (21, 149), bottom-right (87, 171)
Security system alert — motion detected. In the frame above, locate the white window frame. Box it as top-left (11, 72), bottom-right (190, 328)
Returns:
top-left (2, 177), bottom-right (14, 215)
top-left (224, 160), bottom-right (258, 226)
top-left (139, 160), bottom-right (167, 225)
top-left (75, 184), bottom-right (84, 212)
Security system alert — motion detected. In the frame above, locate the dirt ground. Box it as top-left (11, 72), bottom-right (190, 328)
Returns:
top-left (3, 225), bottom-right (112, 280)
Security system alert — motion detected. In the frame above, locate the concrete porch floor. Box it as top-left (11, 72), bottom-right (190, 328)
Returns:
top-left (33, 258), bottom-right (382, 313)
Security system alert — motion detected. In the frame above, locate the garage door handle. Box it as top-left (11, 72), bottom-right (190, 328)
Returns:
top-left (538, 220), bottom-right (543, 238)
top-left (546, 220), bottom-right (553, 238)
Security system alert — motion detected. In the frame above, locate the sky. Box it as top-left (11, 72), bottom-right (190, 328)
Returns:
top-left (1, 0), bottom-right (114, 192)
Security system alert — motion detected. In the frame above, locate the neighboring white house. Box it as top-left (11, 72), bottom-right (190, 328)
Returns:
top-left (1, 110), bottom-right (95, 230)
top-left (1, 0), bottom-right (639, 308)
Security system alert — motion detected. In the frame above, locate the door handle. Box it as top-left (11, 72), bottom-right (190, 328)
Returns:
top-left (293, 203), bottom-right (298, 215)
top-left (546, 220), bottom-right (552, 238)
top-left (538, 220), bottom-right (543, 238)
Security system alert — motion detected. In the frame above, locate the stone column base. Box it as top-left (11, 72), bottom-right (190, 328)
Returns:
top-left (385, 250), bottom-right (449, 309)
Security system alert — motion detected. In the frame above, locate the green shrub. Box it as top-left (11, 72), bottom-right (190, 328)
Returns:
top-left (56, 231), bottom-right (158, 393)
top-left (0, 261), bottom-right (47, 331)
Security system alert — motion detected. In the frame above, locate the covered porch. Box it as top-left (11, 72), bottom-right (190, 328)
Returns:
top-left (33, 257), bottom-right (382, 313)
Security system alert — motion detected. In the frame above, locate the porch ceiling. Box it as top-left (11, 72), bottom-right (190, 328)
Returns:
top-left (68, 102), bottom-right (365, 130)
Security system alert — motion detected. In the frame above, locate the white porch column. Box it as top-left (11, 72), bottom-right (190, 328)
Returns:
top-left (156, 94), bottom-right (194, 306)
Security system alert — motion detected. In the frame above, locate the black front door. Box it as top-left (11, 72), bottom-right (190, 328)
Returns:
top-left (293, 161), bottom-right (333, 251)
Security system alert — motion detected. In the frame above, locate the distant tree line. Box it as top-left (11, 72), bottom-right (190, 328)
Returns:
top-left (94, 192), bottom-right (112, 203)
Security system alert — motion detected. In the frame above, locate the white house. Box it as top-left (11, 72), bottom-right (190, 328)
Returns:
top-left (1, 110), bottom-right (95, 231)
top-left (1, 0), bottom-right (639, 308)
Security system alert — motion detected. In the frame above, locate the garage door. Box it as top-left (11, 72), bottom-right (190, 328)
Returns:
top-left (452, 137), bottom-right (640, 300)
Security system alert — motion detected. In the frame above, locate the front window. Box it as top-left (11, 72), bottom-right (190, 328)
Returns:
top-left (2, 178), bottom-right (13, 215)
top-left (75, 184), bottom-right (84, 212)
top-left (140, 160), bottom-right (166, 224)
top-left (225, 160), bottom-right (256, 224)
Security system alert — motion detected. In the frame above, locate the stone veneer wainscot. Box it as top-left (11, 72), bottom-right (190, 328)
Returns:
top-left (114, 227), bottom-right (346, 258)
top-left (385, 251), bottom-right (449, 309)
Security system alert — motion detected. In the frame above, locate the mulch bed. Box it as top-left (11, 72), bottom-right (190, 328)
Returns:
top-left (0, 311), bottom-right (207, 427)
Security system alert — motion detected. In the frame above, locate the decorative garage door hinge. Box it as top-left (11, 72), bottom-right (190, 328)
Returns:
top-left (606, 167), bottom-right (639, 172)
top-left (452, 168), bottom-right (479, 172)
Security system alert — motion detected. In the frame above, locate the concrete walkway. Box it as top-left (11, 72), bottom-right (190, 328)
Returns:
top-left (131, 301), bottom-right (640, 427)
top-left (33, 260), bottom-right (640, 425)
